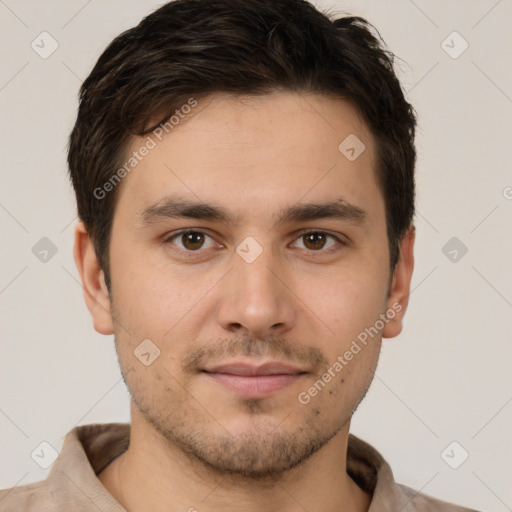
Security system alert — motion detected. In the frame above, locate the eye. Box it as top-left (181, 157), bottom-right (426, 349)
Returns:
top-left (291, 231), bottom-right (343, 252)
top-left (165, 229), bottom-right (218, 252)
top-left (164, 229), bottom-right (344, 256)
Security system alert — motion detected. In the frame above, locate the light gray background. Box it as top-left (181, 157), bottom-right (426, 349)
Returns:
top-left (1, 1), bottom-right (511, 510)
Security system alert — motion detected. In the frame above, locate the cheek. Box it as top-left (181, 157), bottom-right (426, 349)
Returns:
top-left (109, 253), bottom-right (226, 366)
top-left (299, 268), bottom-right (388, 342)
top-left (109, 245), bottom-right (178, 332)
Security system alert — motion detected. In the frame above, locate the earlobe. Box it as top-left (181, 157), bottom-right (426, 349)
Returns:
top-left (73, 221), bottom-right (115, 335)
top-left (383, 225), bottom-right (415, 339)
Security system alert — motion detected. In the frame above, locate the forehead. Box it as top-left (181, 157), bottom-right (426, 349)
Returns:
top-left (114, 91), bottom-right (382, 224)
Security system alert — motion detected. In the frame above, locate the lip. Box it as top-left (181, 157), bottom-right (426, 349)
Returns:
top-left (202, 361), bottom-right (307, 398)
top-left (204, 362), bottom-right (305, 376)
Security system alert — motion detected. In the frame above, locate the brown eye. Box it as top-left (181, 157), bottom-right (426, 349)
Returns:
top-left (291, 231), bottom-right (341, 252)
top-left (303, 232), bottom-right (327, 250)
top-left (181, 231), bottom-right (205, 250)
top-left (166, 230), bottom-right (217, 252)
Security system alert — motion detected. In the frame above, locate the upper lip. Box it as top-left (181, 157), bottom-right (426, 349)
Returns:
top-left (202, 361), bottom-right (306, 376)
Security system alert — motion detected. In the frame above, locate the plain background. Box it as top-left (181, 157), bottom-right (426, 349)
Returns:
top-left (1, 0), bottom-right (511, 510)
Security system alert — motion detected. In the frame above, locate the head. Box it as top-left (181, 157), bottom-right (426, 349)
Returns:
top-left (71, 0), bottom-right (415, 479)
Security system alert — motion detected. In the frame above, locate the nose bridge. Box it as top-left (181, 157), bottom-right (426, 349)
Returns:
top-left (237, 246), bottom-right (277, 296)
top-left (216, 236), bottom-right (295, 336)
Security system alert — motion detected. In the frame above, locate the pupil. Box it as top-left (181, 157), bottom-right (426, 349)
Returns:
top-left (305, 233), bottom-right (325, 250)
top-left (184, 232), bottom-right (204, 250)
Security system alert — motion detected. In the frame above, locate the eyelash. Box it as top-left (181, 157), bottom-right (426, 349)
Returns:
top-left (163, 228), bottom-right (346, 257)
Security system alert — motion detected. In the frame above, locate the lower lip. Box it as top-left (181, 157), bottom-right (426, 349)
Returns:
top-left (203, 372), bottom-right (303, 398)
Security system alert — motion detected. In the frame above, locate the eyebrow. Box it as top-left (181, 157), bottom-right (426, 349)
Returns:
top-left (138, 195), bottom-right (366, 228)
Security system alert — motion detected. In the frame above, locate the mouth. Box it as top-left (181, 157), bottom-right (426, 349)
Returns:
top-left (201, 361), bottom-right (308, 398)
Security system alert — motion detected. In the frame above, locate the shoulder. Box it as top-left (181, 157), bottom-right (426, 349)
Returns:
top-left (398, 483), bottom-right (482, 512)
top-left (0, 480), bottom-right (54, 511)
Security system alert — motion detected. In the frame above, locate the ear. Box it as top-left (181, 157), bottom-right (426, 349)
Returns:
top-left (383, 225), bottom-right (415, 339)
top-left (73, 221), bottom-right (114, 335)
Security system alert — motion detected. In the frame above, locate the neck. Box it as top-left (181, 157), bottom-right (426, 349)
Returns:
top-left (98, 404), bottom-right (371, 512)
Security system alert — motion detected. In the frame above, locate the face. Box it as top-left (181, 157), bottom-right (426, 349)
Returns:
top-left (78, 91), bottom-right (413, 479)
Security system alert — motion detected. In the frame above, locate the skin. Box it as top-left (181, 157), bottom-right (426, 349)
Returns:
top-left (74, 91), bottom-right (414, 512)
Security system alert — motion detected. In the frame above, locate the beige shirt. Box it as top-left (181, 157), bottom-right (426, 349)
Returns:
top-left (0, 423), bottom-right (478, 511)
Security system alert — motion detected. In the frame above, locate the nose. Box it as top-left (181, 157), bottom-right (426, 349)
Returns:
top-left (216, 246), bottom-right (295, 339)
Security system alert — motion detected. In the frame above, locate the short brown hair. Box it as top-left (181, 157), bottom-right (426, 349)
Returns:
top-left (68, 0), bottom-right (416, 290)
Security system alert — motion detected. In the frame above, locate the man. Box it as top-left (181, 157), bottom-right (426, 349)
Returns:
top-left (0, 0), bottom-right (479, 510)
